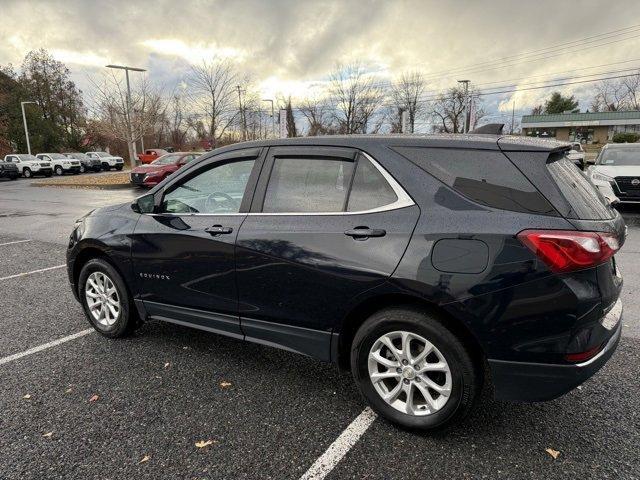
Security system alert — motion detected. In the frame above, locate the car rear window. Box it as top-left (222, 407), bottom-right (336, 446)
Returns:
top-left (393, 147), bottom-right (557, 215)
top-left (546, 153), bottom-right (614, 220)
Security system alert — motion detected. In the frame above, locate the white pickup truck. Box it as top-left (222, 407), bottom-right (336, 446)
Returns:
top-left (36, 153), bottom-right (81, 175)
top-left (3, 154), bottom-right (53, 178)
top-left (86, 151), bottom-right (125, 171)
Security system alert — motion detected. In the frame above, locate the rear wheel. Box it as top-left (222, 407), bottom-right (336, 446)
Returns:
top-left (78, 258), bottom-right (138, 338)
top-left (23, 168), bottom-right (32, 178)
top-left (102, 163), bottom-right (110, 171)
top-left (351, 307), bottom-right (480, 430)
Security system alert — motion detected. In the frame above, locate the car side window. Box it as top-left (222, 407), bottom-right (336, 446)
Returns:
top-left (262, 157), bottom-right (354, 213)
top-left (160, 159), bottom-right (255, 214)
top-left (347, 156), bottom-right (398, 212)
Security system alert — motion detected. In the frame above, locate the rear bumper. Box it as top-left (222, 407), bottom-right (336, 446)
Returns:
top-left (489, 320), bottom-right (621, 402)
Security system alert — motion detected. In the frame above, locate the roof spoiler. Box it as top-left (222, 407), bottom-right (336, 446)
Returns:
top-left (469, 123), bottom-right (504, 135)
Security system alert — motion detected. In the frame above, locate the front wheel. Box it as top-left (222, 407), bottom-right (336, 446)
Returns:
top-left (78, 258), bottom-right (139, 338)
top-left (115, 165), bottom-right (123, 171)
top-left (351, 307), bottom-right (481, 431)
top-left (23, 168), bottom-right (32, 178)
top-left (54, 166), bottom-right (63, 176)
top-left (80, 165), bottom-right (86, 173)
top-left (102, 163), bottom-right (110, 171)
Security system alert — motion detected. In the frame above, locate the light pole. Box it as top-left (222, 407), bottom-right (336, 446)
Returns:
top-left (262, 99), bottom-right (275, 138)
top-left (105, 64), bottom-right (146, 164)
top-left (21, 101), bottom-right (36, 155)
top-left (457, 80), bottom-right (470, 133)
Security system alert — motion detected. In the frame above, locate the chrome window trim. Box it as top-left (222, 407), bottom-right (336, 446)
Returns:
top-left (150, 151), bottom-right (415, 217)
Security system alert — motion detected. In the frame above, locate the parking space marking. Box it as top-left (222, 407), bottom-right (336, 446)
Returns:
top-left (299, 408), bottom-right (377, 480)
top-left (0, 329), bottom-right (93, 366)
top-left (0, 264), bottom-right (66, 281)
top-left (0, 239), bottom-right (32, 246)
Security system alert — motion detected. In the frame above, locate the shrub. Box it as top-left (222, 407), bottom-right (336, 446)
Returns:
top-left (612, 132), bottom-right (640, 143)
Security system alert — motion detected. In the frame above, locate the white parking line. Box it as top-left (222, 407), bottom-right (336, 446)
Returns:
top-left (0, 239), bottom-right (32, 246)
top-left (0, 264), bottom-right (66, 281)
top-left (299, 408), bottom-right (377, 480)
top-left (0, 329), bottom-right (93, 366)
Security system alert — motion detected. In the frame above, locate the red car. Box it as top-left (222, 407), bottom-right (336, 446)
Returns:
top-left (130, 152), bottom-right (200, 187)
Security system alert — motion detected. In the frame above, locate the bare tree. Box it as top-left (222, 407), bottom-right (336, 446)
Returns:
top-left (591, 72), bottom-right (640, 112)
top-left (531, 104), bottom-right (543, 115)
top-left (188, 59), bottom-right (240, 147)
top-left (299, 95), bottom-right (335, 136)
top-left (390, 71), bottom-right (426, 133)
top-left (89, 71), bottom-right (165, 164)
top-left (329, 62), bottom-right (385, 134)
top-left (430, 86), bottom-right (483, 133)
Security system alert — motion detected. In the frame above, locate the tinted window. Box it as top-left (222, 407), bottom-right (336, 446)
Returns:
top-left (547, 154), bottom-right (614, 220)
top-left (161, 159), bottom-right (255, 214)
top-left (393, 147), bottom-right (556, 215)
top-left (263, 157), bottom-right (354, 213)
top-left (597, 146), bottom-right (640, 166)
top-left (347, 156), bottom-right (397, 212)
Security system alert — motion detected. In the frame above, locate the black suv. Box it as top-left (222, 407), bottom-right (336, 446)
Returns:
top-left (67, 135), bottom-right (624, 430)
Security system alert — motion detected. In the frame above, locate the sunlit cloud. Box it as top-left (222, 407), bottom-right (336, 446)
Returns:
top-left (140, 39), bottom-right (245, 64)
top-left (50, 49), bottom-right (111, 68)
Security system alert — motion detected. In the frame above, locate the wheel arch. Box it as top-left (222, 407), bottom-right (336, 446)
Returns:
top-left (335, 293), bottom-right (487, 373)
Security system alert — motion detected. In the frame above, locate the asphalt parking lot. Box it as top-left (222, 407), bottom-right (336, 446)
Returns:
top-left (1, 183), bottom-right (639, 479)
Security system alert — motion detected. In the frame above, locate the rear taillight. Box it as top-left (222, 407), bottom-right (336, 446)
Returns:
top-left (517, 229), bottom-right (620, 273)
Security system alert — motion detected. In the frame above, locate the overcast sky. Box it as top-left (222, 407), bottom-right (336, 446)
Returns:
top-left (2, 0), bottom-right (640, 124)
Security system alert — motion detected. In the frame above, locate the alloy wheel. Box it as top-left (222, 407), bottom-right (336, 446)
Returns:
top-left (85, 271), bottom-right (121, 327)
top-left (368, 330), bottom-right (452, 416)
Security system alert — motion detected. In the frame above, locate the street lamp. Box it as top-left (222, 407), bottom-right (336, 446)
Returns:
top-left (457, 80), bottom-right (470, 134)
top-left (105, 64), bottom-right (146, 164)
top-left (262, 99), bottom-right (275, 138)
top-left (21, 101), bottom-right (36, 155)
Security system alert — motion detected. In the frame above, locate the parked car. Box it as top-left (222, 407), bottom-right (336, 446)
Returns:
top-left (588, 142), bottom-right (640, 204)
top-left (137, 148), bottom-right (169, 165)
top-left (86, 151), bottom-right (124, 171)
top-left (130, 152), bottom-right (200, 187)
top-left (67, 135), bottom-right (624, 430)
top-left (36, 153), bottom-right (81, 175)
top-left (3, 153), bottom-right (53, 178)
top-left (0, 158), bottom-right (19, 180)
top-left (63, 152), bottom-right (102, 173)
top-left (566, 142), bottom-right (586, 170)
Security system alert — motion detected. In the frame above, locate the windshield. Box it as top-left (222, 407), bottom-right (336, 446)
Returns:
top-left (48, 154), bottom-right (67, 159)
top-left (65, 152), bottom-right (89, 161)
top-left (597, 146), bottom-right (640, 166)
top-left (16, 154), bottom-right (39, 161)
top-left (95, 152), bottom-right (111, 158)
top-left (152, 154), bottom-right (182, 165)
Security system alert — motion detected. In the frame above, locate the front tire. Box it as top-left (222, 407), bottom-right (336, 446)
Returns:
top-left (80, 165), bottom-right (86, 173)
top-left (78, 258), bottom-right (138, 338)
top-left (115, 165), bottom-right (123, 171)
top-left (102, 163), bottom-right (110, 171)
top-left (54, 166), bottom-right (63, 176)
top-left (350, 307), bottom-right (480, 431)
top-left (23, 168), bottom-right (32, 178)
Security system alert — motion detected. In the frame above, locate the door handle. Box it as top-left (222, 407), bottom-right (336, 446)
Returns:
top-left (205, 225), bottom-right (233, 235)
top-left (344, 227), bottom-right (386, 239)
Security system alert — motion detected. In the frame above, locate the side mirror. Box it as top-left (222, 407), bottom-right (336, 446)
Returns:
top-left (132, 193), bottom-right (156, 214)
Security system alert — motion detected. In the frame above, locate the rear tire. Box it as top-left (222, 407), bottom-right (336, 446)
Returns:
top-left (78, 258), bottom-right (139, 338)
top-left (350, 306), bottom-right (480, 431)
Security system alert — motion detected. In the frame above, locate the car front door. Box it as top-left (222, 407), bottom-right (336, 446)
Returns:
top-left (131, 148), bottom-right (263, 337)
top-left (235, 146), bottom-right (420, 361)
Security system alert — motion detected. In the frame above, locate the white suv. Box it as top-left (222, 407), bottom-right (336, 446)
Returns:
top-left (36, 153), bottom-right (81, 176)
top-left (588, 142), bottom-right (640, 204)
top-left (86, 151), bottom-right (125, 171)
top-left (3, 154), bottom-right (53, 178)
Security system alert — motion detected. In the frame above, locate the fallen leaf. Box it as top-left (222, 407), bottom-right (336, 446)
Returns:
top-left (182, 346), bottom-right (189, 350)
top-left (23, 394), bottom-right (31, 399)
top-left (195, 440), bottom-right (215, 448)
top-left (220, 381), bottom-right (232, 388)
top-left (545, 448), bottom-right (560, 459)
top-left (139, 455), bottom-right (151, 464)
top-left (89, 394), bottom-right (99, 403)
top-left (65, 388), bottom-right (73, 394)
top-left (42, 432), bottom-right (53, 438)
top-left (164, 362), bottom-right (170, 369)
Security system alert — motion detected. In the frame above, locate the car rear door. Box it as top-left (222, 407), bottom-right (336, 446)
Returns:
top-left (131, 148), bottom-right (264, 337)
top-left (235, 146), bottom-right (420, 361)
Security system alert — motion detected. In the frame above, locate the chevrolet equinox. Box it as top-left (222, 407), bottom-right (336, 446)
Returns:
top-left (67, 135), bottom-right (624, 430)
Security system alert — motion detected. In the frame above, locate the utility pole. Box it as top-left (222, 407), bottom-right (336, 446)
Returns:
top-left (511, 101), bottom-right (516, 135)
top-left (237, 85), bottom-right (246, 141)
top-left (262, 99), bottom-right (275, 138)
top-left (20, 101), bottom-right (36, 155)
top-left (105, 64), bottom-right (146, 165)
top-left (457, 80), bottom-right (470, 133)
